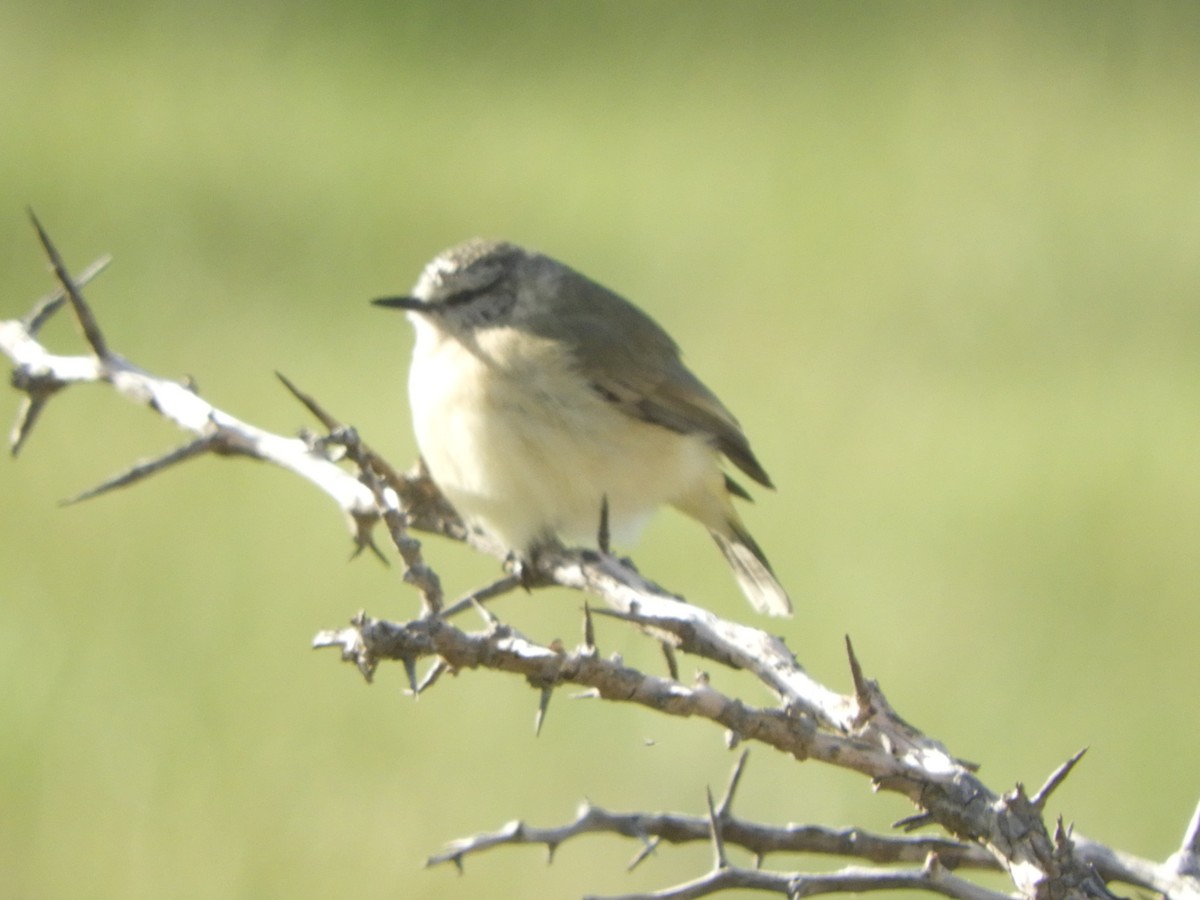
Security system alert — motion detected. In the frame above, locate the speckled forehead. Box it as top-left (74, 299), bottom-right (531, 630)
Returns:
top-left (414, 240), bottom-right (516, 296)
top-left (414, 252), bottom-right (462, 295)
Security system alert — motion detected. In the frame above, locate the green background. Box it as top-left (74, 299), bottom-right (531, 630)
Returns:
top-left (3, 2), bottom-right (1198, 897)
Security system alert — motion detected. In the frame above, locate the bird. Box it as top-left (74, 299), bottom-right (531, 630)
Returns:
top-left (373, 239), bottom-right (791, 616)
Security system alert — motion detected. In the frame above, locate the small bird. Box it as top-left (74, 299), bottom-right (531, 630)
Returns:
top-left (374, 240), bottom-right (792, 616)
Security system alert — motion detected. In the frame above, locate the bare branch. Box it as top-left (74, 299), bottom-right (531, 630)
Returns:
top-left (311, 582), bottom-right (1168, 899)
top-left (536, 551), bottom-right (857, 730)
top-left (8, 224), bottom-right (1193, 900)
top-left (585, 861), bottom-right (1018, 900)
top-left (2, 223), bottom-right (388, 550)
top-left (426, 797), bottom-right (998, 875)
top-left (321, 423), bottom-right (444, 614)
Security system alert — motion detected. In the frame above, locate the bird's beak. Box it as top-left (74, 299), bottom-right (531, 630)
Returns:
top-left (371, 296), bottom-right (427, 311)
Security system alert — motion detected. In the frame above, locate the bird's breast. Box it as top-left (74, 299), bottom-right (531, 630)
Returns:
top-left (406, 323), bottom-right (717, 553)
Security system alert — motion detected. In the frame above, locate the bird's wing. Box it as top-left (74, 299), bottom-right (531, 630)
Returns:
top-left (534, 268), bottom-right (773, 489)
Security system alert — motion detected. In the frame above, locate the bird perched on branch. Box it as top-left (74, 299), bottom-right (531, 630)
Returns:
top-left (375, 240), bottom-right (791, 616)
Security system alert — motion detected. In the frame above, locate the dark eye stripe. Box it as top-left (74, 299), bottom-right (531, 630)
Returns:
top-left (589, 382), bottom-right (622, 404)
top-left (442, 275), bottom-right (502, 308)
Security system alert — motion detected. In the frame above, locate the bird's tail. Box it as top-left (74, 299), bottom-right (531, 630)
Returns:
top-left (711, 522), bottom-right (793, 617)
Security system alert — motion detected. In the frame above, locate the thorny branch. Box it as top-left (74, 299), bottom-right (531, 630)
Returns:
top-left (424, 793), bottom-right (999, 876)
top-left (5, 216), bottom-right (1199, 900)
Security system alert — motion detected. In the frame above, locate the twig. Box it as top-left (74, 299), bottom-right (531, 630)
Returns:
top-left (425, 796), bottom-right (998, 874)
top-left (2, 220), bottom-right (384, 547)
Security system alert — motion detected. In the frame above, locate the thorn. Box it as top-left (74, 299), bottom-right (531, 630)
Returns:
top-left (535, 685), bottom-right (553, 736)
top-left (402, 657), bottom-right (419, 695)
top-left (1182, 800), bottom-right (1200, 858)
top-left (845, 634), bottom-right (868, 698)
top-left (440, 574), bottom-right (522, 619)
top-left (60, 435), bottom-right (216, 505)
top-left (312, 616), bottom-right (377, 682)
top-left (715, 749), bottom-right (750, 818)
top-left (705, 786), bottom-right (728, 869)
top-left (472, 596), bottom-right (502, 629)
top-left (28, 209), bottom-right (110, 359)
top-left (545, 842), bottom-right (557, 864)
top-left (627, 835), bottom-right (660, 871)
top-left (894, 812), bottom-right (935, 832)
top-left (511, 552), bottom-right (541, 592)
top-left (724, 473), bottom-right (752, 501)
top-left (586, 605), bottom-right (636, 625)
top-left (1054, 816), bottom-right (1073, 845)
top-left (350, 521), bottom-right (389, 566)
top-left (845, 634), bottom-right (876, 726)
top-left (1031, 747), bottom-right (1088, 811)
top-left (598, 494), bottom-right (611, 554)
top-left (22, 253), bottom-right (112, 335)
top-left (360, 540), bottom-right (388, 566)
top-left (660, 641), bottom-right (679, 681)
top-left (451, 854), bottom-right (463, 875)
top-left (415, 659), bottom-right (448, 695)
top-left (10, 394), bottom-right (52, 457)
top-left (363, 448), bottom-right (412, 502)
top-left (276, 371), bottom-right (341, 431)
top-left (583, 601), bottom-right (596, 651)
top-left (330, 424), bottom-right (362, 455)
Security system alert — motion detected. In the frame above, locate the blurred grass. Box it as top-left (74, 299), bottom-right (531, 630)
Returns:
top-left (2, 2), bottom-right (1199, 897)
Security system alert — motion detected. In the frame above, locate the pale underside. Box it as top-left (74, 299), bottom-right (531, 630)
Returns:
top-left (407, 317), bottom-right (731, 553)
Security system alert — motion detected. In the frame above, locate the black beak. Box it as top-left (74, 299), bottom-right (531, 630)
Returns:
top-left (371, 296), bottom-right (427, 311)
